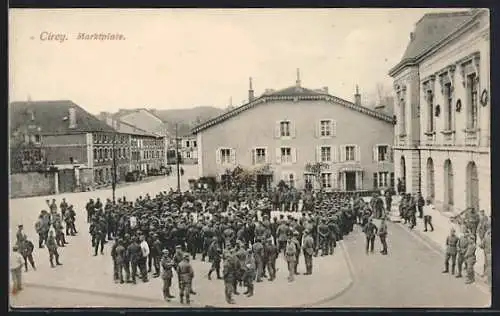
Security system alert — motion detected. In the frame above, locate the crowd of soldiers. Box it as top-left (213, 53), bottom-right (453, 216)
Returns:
top-left (442, 208), bottom-right (492, 285)
top-left (79, 185), bottom-right (367, 305)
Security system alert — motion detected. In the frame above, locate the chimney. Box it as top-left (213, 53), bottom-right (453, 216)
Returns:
top-left (296, 68), bottom-right (301, 87)
top-left (248, 77), bottom-right (255, 102)
top-left (69, 107), bottom-right (77, 129)
top-left (354, 85), bottom-right (361, 106)
top-left (410, 32), bottom-right (415, 41)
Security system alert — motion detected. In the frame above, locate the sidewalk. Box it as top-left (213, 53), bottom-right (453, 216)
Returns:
top-left (389, 196), bottom-right (487, 286)
top-left (11, 244), bottom-right (353, 308)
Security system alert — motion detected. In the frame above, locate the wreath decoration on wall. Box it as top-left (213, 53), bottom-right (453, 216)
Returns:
top-left (456, 99), bottom-right (462, 113)
top-left (435, 105), bottom-right (441, 117)
top-left (481, 89), bottom-right (488, 107)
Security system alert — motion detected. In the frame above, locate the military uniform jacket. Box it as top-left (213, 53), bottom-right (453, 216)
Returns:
top-left (46, 235), bottom-right (57, 251)
top-left (223, 259), bottom-right (234, 281)
top-left (177, 261), bottom-right (194, 283)
top-left (465, 242), bottom-right (476, 260)
top-left (277, 224), bottom-right (289, 242)
top-left (302, 235), bottom-right (314, 255)
top-left (363, 223), bottom-right (378, 238)
top-left (114, 245), bottom-right (126, 264)
top-left (127, 243), bottom-right (142, 262)
top-left (285, 241), bottom-right (297, 262)
top-left (21, 240), bottom-right (34, 257)
top-left (378, 222), bottom-right (388, 236)
top-left (252, 242), bottom-right (264, 261)
top-left (264, 243), bottom-right (278, 261)
top-left (445, 235), bottom-right (459, 255)
top-left (161, 257), bottom-right (174, 279)
top-left (457, 236), bottom-right (469, 254)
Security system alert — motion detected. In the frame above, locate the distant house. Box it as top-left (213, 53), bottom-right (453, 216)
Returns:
top-left (179, 135), bottom-right (198, 164)
top-left (192, 75), bottom-right (395, 191)
top-left (9, 100), bottom-right (166, 197)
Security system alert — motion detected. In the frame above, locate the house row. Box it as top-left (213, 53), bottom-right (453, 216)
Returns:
top-left (9, 100), bottom-right (168, 197)
top-left (389, 9), bottom-right (490, 215)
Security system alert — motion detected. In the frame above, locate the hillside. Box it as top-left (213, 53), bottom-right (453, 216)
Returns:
top-left (151, 106), bottom-right (225, 136)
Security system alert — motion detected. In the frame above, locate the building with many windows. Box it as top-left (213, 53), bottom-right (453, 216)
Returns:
top-left (389, 9), bottom-right (490, 214)
top-left (192, 74), bottom-right (395, 191)
top-left (179, 135), bottom-right (198, 164)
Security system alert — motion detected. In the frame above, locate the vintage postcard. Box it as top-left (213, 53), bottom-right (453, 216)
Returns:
top-left (8, 8), bottom-right (491, 309)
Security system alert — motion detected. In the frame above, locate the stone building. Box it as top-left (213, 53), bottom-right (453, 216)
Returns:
top-left (192, 74), bottom-right (395, 191)
top-left (389, 9), bottom-right (490, 215)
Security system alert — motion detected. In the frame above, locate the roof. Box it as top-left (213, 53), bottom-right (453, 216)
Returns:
top-left (192, 85), bottom-right (394, 134)
top-left (389, 10), bottom-right (477, 75)
top-left (113, 119), bottom-right (162, 138)
top-left (115, 108), bottom-right (166, 123)
top-left (9, 100), bottom-right (115, 135)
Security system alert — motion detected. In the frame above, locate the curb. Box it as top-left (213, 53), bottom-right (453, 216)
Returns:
top-left (297, 240), bottom-right (355, 307)
top-left (395, 222), bottom-right (490, 292)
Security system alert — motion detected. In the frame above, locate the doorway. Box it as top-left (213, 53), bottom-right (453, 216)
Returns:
top-left (345, 172), bottom-right (356, 191)
top-left (466, 161), bottom-right (479, 211)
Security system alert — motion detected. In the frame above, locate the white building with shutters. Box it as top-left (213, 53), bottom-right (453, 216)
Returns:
top-left (192, 74), bottom-right (395, 191)
top-left (389, 9), bottom-right (490, 215)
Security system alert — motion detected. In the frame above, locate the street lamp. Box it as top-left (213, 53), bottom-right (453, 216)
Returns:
top-left (175, 123), bottom-right (181, 192)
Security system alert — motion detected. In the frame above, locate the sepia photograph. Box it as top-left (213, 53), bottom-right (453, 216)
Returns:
top-left (8, 8), bottom-right (491, 309)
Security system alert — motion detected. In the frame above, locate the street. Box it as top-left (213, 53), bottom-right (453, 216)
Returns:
top-left (317, 222), bottom-right (490, 308)
top-left (9, 165), bottom-right (490, 308)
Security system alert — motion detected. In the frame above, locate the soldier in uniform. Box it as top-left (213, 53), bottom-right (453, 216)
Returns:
top-left (243, 249), bottom-right (256, 297)
top-left (479, 228), bottom-right (491, 285)
top-left (21, 237), bottom-right (36, 272)
top-left (291, 231), bottom-right (301, 274)
top-left (177, 254), bottom-right (194, 304)
top-left (302, 229), bottom-right (315, 275)
top-left (113, 239), bottom-right (126, 284)
top-left (363, 218), bottom-right (378, 254)
top-left (207, 237), bottom-right (222, 280)
top-left (93, 219), bottom-right (106, 256)
top-left (455, 230), bottom-right (470, 278)
top-left (160, 249), bottom-right (175, 301)
top-left (252, 237), bottom-right (264, 282)
top-left (378, 217), bottom-right (388, 255)
top-left (264, 237), bottom-right (278, 281)
top-left (127, 237), bottom-right (142, 284)
top-left (442, 228), bottom-right (459, 275)
top-left (318, 219), bottom-right (329, 256)
top-left (276, 221), bottom-right (289, 255)
top-left (285, 235), bottom-right (297, 282)
top-left (46, 230), bottom-right (62, 268)
top-left (223, 250), bottom-right (236, 304)
top-left (149, 234), bottom-right (162, 278)
top-left (464, 234), bottom-right (477, 284)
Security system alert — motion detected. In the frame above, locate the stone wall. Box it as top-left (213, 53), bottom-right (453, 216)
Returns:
top-left (10, 172), bottom-right (56, 198)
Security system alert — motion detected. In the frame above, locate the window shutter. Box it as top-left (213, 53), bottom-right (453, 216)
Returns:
top-left (331, 120), bottom-right (337, 137)
top-left (316, 146), bottom-right (321, 162)
top-left (373, 173), bottom-right (378, 189)
top-left (373, 145), bottom-right (378, 162)
top-left (332, 172), bottom-right (338, 189)
top-left (340, 146), bottom-right (346, 162)
top-left (264, 146), bottom-right (269, 164)
top-left (389, 146), bottom-right (394, 162)
top-left (314, 120), bottom-right (319, 138)
top-left (355, 145), bottom-right (361, 162)
top-left (251, 148), bottom-right (256, 165)
top-left (275, 148), bottom-right (281, 164)
top-left (230, 149), bottom-right (236, 164)
top-left (290, 121), bottom-right (296, 138)
top-left (216, 148), bottom-right (221, 165)
top-left (292, 148), bottom-right (297, 163)
top-left (274, 121), bottom-right (281, 138)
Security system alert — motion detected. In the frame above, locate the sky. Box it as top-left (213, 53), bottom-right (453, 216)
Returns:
top-left (9, 8), bottom-right (469, 114)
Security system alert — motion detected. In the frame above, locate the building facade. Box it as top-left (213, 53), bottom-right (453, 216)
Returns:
top-left (180, 135), bottom-right (198, 164)
top-left (389, 9), bottom-right (490, 215)
top-left (193, 76), bottom-right (395, 191)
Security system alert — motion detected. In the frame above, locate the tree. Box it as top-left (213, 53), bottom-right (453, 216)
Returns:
top-left (304, 162), bottom-right (329, 190)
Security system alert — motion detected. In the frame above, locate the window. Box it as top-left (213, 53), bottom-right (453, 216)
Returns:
top-left (193, 141), bottom-right (197, 148)
top-left (321, 173), bottom-right (332, 188)
top-left (320, 120), bottom-right (332, 137)
top-left (345, 146), bottom-right (355, 161)
top-left (280, 121), bottom-right (290, 137)
top-left (390, 172), bottom-right (395, 188)
top-left (186, 141), bottom-right (190, 147)
top-left (373, 172), bottom-right (389, 188)
top-left (186, 151), bottom-right (191, 158)
top-left (255, 148), bottom-right (267, 164)
top-left (444, 83), bottom-right (453, 130)
top-left (94, 149), bottom-right (98, 161)
top-left (377, 145), bottom-right (389, 162)
top-left (281, 147), bottom-right (292, 164)
top-left (220, 148), bottom-right (231, 164)
top-left (467, 73), bottom-right (478, 129)
top-left (321, 146), bottom-right (331, 162)
top-left (427, 90), bottom-right (434, 132)
top-left (34, 135), bottom-right (41, 143)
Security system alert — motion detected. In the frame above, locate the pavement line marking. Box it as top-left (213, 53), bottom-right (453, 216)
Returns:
top-left (393, 223), bottom-right (491, 296)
